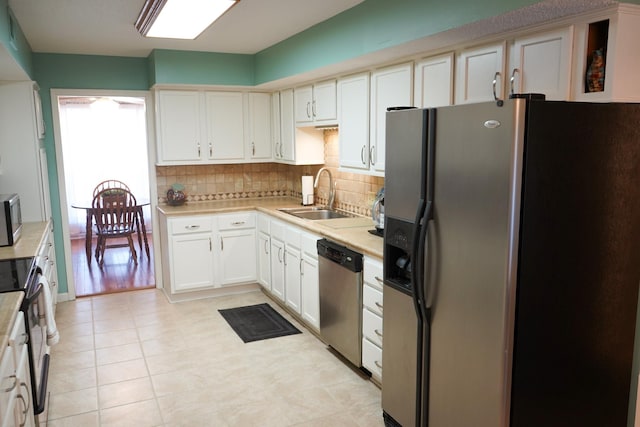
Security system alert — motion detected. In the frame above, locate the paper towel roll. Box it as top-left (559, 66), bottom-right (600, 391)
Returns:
top-left (301, 175), bottom-right (314, 205)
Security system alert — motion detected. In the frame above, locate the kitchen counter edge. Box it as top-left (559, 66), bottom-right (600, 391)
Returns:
top-left (157, 197), bottom-right (383, 259)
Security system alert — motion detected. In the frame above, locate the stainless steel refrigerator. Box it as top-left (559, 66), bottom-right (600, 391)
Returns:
top-left (381, 97), bottom-right (640, 427)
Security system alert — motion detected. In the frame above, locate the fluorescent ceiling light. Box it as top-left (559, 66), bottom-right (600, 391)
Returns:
top-left (135, 0), bottom-right (239, 40)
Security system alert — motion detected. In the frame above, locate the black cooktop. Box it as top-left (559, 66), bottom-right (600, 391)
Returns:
top-left (0, 257), bottom-right (36, 293)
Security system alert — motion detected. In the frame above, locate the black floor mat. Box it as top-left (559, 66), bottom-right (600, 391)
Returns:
top-left (218, 303), bottom-right (302, 343)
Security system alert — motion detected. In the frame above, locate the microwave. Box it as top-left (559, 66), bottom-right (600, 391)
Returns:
top-left (0, 194), bottom-right (22, 246)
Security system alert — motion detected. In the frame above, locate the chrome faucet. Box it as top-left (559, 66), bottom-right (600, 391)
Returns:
top-left (314, 167), bottom-right (335, 210)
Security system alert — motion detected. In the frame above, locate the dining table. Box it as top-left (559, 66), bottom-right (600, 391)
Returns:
top-left (71, 199), bottom-right (150, 264)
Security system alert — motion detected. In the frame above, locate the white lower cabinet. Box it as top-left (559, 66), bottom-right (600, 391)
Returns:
top-left (269, 219), bottom-right (286, 302)
top-left (300, 232), bottom-right (320, 331)
top-left (162, 212), bottom-right (256, 294)
top-left (264, 216), bottom-right (320, 330)
top-left (168, 216), bottom-right (215, 292)
top-left (218, 212), bottom-right (257, 286)
top-left (284, 226), bottom-right (302, 313)
top-left (1, 312), bottom-right (35, 427)
top-left (362, 256), bottom-right (383, 383)
top-left (257, 214), bottom-right (271, 290)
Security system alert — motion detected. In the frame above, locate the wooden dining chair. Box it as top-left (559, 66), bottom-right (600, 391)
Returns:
top-left (92, 188), bottom-right (138, 267)
top-left (92, 179), bottom-right (131, 198)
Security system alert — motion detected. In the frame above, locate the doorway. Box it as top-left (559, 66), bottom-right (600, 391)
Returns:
top-left (51, 89), bottom-right (158, 298)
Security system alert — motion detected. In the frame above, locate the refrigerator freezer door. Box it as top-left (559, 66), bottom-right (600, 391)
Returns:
top-left (384, 108), bottom-right (429, 222)
top-left (427, 100), bottom-right (526, 427)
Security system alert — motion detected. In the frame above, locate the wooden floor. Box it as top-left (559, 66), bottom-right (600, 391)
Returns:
top-left (71, 234), bottom-right (156, 297)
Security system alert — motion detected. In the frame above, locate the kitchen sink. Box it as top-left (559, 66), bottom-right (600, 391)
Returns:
top-left (278, 207), bottom-right (353, 220)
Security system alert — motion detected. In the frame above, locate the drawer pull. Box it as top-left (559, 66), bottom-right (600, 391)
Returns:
top-left (374, 360), bottom-right (382, 370)
top-left (185, 225), bottom-right (201, 230)
top-left (231, 221), bottom-right (246, 226)
top-left (374, 329), bottom-right (383, 338)
top-left (375, 302), bottom-right (383, 311)
top-left (374, 276), bottom-right (383, 284)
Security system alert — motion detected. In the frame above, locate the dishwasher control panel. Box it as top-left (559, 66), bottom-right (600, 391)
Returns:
top-left (317, 239), bottom-right (363, 272)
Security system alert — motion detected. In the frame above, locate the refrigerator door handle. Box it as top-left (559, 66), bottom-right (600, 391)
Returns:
top-left (422, 201), bottom-right (434, 311)
top-left (412, 198), bottom-right (427, 319)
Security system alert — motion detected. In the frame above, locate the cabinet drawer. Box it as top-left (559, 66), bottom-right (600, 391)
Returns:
top-left (362, 308), bottom-right (383, 347)
top-left (363, 284), bottom-right (383, 316)
top-left (362, 338), bottom-right (382, 381)
top-left (218, 212), bottom-right (256, 230)
top-left (301, 232), bottom-right (320, 258)
top-left (8, 312), bottom-right (27, 366)
top-left (257, 213), bottom-right (270, 234)
top-left (364, 257), bottom-right (383, 290)
top-left (170, 216), bottom-right (213, 234)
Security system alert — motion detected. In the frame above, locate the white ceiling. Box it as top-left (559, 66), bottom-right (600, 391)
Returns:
top-left (8, 0), bottom-right (365, 57)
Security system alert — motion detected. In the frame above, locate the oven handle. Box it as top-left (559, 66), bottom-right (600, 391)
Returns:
top-left (25, 280), bottom-right (43, 306)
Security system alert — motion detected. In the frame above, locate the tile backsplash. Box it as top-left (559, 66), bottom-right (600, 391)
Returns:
top-left (156, 130), bottom-right (385, 217)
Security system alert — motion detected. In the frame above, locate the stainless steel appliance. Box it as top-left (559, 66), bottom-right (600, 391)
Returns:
top-left (0, 257), bottom-right (51, 425)
top-left (382, 97), bottom-right (640, 427)
top-left (317, 238), bottom-right (363, 367)
top-left (0, 193), bottom-right (22, 246)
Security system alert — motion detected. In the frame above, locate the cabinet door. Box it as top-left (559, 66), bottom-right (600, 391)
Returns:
top-left (455, 43), bottom-right (506, 104)
top-left (248, 93), bottom-right (272, 160)
top-left (338, 73), bottom-right (371, 171)
top-left (284, 246), bottom-right (302, 314)
top-left (301, 253), bottom-right (319, 330)
top-left (415, 53), bottom-right (454, 108)
top-left (279, 89), bottom-right (296, 161)
top-left (204, 92), bottom-right (245, 161)
top-left (257, 231), bottom-right (271, 290)
top-left (219, 229), bottom-right (257, 285)
top-left (294, 86), bottom-right (314, 124)
top-left (270, 238), bottom-right (285, 301)
top-left (171, 233), bottom-right (214, 292)
top-left (313, 80), bottom-right (337, 124)
top-left (157, 91), bottom-right (201, 162)
top-left (271, 93), bottom-right (282, 160)
top-left (509, 28), bottom-right (573, 101)
top-left (370, 63), bottom-right (413, 174)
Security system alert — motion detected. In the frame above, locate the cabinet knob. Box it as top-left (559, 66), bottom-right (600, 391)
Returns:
top-left (375, 301), bottom-right (383, 311)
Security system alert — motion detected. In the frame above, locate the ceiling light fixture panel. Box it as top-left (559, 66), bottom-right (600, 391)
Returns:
top-left (135, 0), bottom-right (239, 40)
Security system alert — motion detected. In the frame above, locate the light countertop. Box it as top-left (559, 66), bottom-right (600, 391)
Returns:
top-left (0, 285), bottom-right (25, 361)
top-left (0, 221), bottom-right (50, 261)
top-left (158, 197), bottom-right (384, 259)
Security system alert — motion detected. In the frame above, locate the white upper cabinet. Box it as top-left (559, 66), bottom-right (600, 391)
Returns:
top-left (273, 88), bottom-right (325, 165)
top-left (271, 92), bottom-right (282, 160)
top-left (414, 53), bottom-right (454, 108)
top-left (455, 42), bottom-right (506, 104)
top-left (508, 27), bottom-right (573, 101)
top-left (294, 80), bottom-right (337, 126)
top-left (572, 6), bottom-right (640, 102)
top-left (338, 72), bottom-right (370, 171)
top-left (205, 92), bottom-right (245, 161)
top-left (156, 90), bottom-right (245, 165)
top-left (370, 62), bottom-right (413, 175)
top-left (156, 90), bottom-right (202, 163)
top-left (247, 93), bottom-right (272, 161)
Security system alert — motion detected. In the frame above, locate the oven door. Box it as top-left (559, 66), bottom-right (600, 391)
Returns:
top-left (23, 274), bottom-right (50, 415)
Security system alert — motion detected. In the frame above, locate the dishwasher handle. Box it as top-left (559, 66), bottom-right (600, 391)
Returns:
top-left (317, 238), bottom-right (363, 273)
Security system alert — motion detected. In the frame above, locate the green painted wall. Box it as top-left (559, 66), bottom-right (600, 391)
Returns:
top-left (149, 49), bottom-right (254, 86)
top-left (1, 0), bottom-right (33, 76)
top-left (32, 54), bottom-right (149, 294)
top-left (254, 0), bottom-right (542, 84)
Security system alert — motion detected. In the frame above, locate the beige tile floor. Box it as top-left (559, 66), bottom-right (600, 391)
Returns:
top-left (46, 289), bottom-right (384, 427)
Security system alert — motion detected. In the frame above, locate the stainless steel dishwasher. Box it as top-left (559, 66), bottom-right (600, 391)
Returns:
top-left (317, 238), bottom-right (364, 367)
